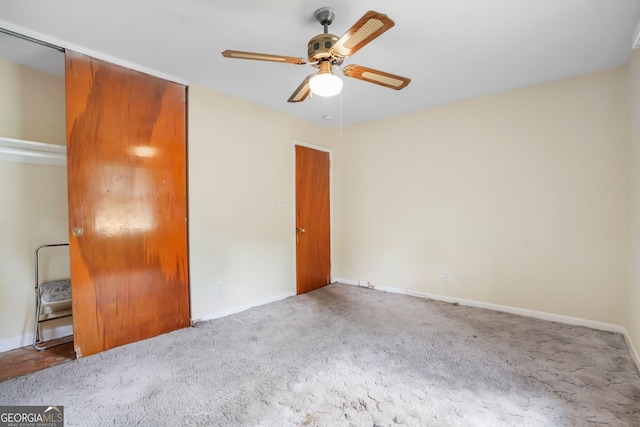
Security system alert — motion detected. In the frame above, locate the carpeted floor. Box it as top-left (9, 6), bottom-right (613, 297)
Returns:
top-left (1, 283), bottom-right (639, 426)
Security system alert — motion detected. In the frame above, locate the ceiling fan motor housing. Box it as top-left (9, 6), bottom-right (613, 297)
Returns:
top-left (308, 33), bottom-right (339, 62)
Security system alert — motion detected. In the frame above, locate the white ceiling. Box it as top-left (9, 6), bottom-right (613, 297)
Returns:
top-left (1, 0), bottom-right (639, 128)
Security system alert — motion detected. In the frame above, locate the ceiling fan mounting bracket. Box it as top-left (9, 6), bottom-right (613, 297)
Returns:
top-left (314, 7), bottom-right (336, 28)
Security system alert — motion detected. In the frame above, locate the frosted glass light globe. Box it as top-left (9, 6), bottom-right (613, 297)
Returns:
top-left (309, 73), bottom-right (343, 97)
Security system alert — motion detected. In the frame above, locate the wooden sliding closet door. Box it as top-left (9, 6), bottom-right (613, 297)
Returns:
top-left (65, 51), bottom-right (189, 357)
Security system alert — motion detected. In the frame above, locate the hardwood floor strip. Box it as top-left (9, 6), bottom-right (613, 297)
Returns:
top-left (0, 340), bottom-right (75, 382)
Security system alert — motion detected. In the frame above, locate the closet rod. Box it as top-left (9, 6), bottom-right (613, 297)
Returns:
top-left (0, 27), bottom-right (64, 52)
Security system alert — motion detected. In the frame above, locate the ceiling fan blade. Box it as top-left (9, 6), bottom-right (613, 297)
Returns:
top-left (343, 65), bottom-right (411, 90)
top-left (287, 75), bottom-right (313, 103)
top-left (332, 11), bottom-right (395, 58)
top-left (222, 50), bottom-right (307, 65)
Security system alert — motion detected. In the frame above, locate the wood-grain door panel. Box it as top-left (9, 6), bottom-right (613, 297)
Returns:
top-left (65, 51), bottom-right (190, 357)
top-left (295, 145), bottom-right (331, 294)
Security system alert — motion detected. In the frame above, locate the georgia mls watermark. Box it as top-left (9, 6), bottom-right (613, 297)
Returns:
top-left (0, 406), bottom-right (64, 427)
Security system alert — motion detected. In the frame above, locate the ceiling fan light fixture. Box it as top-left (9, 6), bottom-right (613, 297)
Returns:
top-left (222, 9), bottom-right (411, 104)
top-left (309, 61), bottom-right (343, 97)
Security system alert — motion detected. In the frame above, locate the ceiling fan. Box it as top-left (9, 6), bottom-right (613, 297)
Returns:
top-left (221, 7), bottom-right (411, 103)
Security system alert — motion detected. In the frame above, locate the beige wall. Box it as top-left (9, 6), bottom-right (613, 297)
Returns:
top-left (0, 59), bottom-right (66, 145)
top-left (336, 67), bottom-right (630, 326)
top-left (628, 48), bottom-right (640, 359)
top-left (0, 59), bottom-right (68, 348)
top-left (188, 85), bottom-right (337, 320)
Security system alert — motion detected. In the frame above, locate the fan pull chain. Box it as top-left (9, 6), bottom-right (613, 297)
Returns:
top-left (339, 91), bottom-right (343, 146)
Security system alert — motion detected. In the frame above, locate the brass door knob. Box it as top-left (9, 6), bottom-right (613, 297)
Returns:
top-left (296, 227), bottom-right (305, 233)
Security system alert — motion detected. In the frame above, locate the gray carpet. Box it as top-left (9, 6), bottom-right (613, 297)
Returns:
top-left (1, 283), bottom-right (639, 426)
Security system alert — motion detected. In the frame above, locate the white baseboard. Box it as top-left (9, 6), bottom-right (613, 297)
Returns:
top-left (0, 324), bottom-right (73, 353)
top-left (624, 329), bottom-right (640, 372)
top-left (336, 278), bottom-right (360, 287)
top-left (193, 291), bottom-right (296, 324)
top-left (334, 278), bottom-right (640, 372)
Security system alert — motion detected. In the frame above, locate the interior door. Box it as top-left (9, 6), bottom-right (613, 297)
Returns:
top-left (65, 51), bottom-right (190, 357)
top-left (295, 145), bottom-right (331, 294)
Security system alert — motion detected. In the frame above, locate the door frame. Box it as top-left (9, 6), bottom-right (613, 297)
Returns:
top-left (291, 140), bottom-right (334, 293)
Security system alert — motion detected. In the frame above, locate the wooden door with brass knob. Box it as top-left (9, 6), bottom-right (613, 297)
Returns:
top-left (295, 144), bottom-right (331, 294)
top-left (65, 51), bottom-right (190, 357)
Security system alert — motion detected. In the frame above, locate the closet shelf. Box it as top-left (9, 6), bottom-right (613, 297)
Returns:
top-left (0, 136), bottom-right (66, 166)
